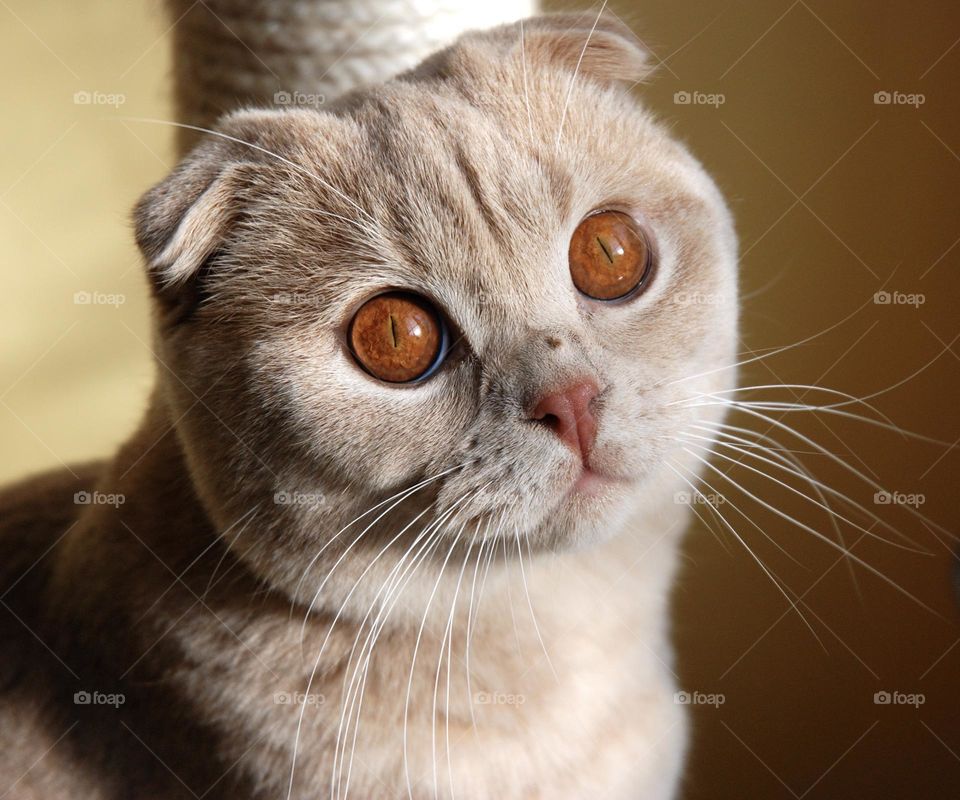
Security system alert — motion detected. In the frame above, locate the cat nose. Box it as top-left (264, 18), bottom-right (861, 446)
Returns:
top-left (528, 379), bottom-right (599, 462)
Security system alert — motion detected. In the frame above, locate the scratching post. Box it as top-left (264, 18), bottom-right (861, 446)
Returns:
top-left (166, 0), bottom-right (537, 155)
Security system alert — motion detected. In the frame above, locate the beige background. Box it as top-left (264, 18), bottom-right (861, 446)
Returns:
top-left (1, 1), bottom-right (958, 797)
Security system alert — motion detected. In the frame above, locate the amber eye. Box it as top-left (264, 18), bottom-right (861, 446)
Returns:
top-left (348, 292), bottom-right (446, 383)
top-left (569, 211), bottom-right (652, 301)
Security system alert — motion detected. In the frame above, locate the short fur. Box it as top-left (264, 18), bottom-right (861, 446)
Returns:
top-left (0, 15), bottom-right (737, 799)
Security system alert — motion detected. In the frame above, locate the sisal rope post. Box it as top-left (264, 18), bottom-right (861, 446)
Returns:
top-left (165, 0), bottom-right (537, 155)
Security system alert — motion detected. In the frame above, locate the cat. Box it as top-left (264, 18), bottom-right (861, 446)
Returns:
top-left (0, 14), bottom-right (737, 799)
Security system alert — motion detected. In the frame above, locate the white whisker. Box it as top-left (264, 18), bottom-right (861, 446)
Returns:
top-left (668, 461), bottom-right (824, 647)
top-left (681, 447), bottom-right (945, 618)
top-left (682, 433), bottom-right (928, 555)
top-left (120, 117), bottom-right (379, 226)
top-left (555, 2), bottom-right (607, 151)
top-left (514, 525), bottom-right (557, 682)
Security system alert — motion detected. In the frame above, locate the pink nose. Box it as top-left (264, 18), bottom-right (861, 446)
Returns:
top-left (529, 379), bottom-right (599, 462)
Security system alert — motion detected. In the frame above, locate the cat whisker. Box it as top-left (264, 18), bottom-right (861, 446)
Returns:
top-left (464, 514), bottom-right (497, 733)
top-left (432, 533), bottom-right (471, 800)
top-left (291, 464), bottom-right (459, 612)
top-left (667, 460), bottom-right (824, 648)
top-left (335, 501), bottom-right (462, 800)
top-left (680, 446), bottom-right (945, 619)
top-left (120, 117), bottom-right (380, 227)
top-left (332, 491), bottom-right (477, 798)
top-left (515, 524), bottom-right (558, 682)
top-left (293, 463), bottom-right (463, 632)
top-left (471, 508), bottom-right (508, 645)
top-left (671, 383), bottom-right (895, 428)
top-left (688, 421), bottom-right (860, 596)
top-left (403, 485), bottom-right (489, 800)
top-left (668, 467), bottom-right (736, 557)
top-left (673, 448), bottom-right (807, 568)
top-left (697, 403), bottom-right (956, 543)
top-left (656, 295), bottom-right (877, 388)
top-left (682, 395), bottom-right (950, 447)
top-left (290, 486), bottom-right (474, 800)
top-left (555, 1), bottom-right (608, 152)
top-left (681, 434), bottom-right (928, 556)
top-left (331, 513), bottom-right (440, 800)
top-left (502, 533), bottom-right (525, 660)
top-left (336, 522), bottom-right (454, 800)
top-left (282, 202), bottom-right (384, 244)
top-left (686, 423), bottom-right (932, 555)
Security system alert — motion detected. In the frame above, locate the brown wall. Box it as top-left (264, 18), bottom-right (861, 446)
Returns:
top-left (2, 1), bottom-right (958, 797)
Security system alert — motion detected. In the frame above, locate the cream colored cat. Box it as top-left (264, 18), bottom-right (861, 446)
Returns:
top-left (0, 14), bottom-right (737, 799)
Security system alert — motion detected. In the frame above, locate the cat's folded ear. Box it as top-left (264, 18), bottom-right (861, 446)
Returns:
top-left (134, 149), bottom-right (244, 293)
top-left (412, 12), bottom-right (653, 88)
top-left (518, 13), bottom-right (653, 86)
top-left (132, 110), bottom-right (288, 320)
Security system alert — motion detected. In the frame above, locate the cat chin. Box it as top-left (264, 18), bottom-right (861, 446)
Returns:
top-left (568, 465), bottom-right (630, 498)
top-left (519, 480), bottom-right (645, 551)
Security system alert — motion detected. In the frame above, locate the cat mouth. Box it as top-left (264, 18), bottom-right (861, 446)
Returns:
top-left (568, 464), bottom-right (629, 498)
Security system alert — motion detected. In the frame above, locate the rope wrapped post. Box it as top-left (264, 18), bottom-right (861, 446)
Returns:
top-left (166, 0), bottom-right (537, 155)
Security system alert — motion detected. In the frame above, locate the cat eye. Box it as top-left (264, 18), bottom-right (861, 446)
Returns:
top-left (348, 292), bottom-right (447, 383)
top-left (569, 211), bottom-right (652, 301)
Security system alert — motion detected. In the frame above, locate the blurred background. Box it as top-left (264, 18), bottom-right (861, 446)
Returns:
top-left (1, 0), bottom-right (958, 797)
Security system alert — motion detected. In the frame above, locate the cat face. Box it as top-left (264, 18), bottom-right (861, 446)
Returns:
top-left (134, 15), bottom-right (737, 601)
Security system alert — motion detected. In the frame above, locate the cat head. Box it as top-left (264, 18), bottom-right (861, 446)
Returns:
top-left (133, 13), bottom-right (738, 603)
